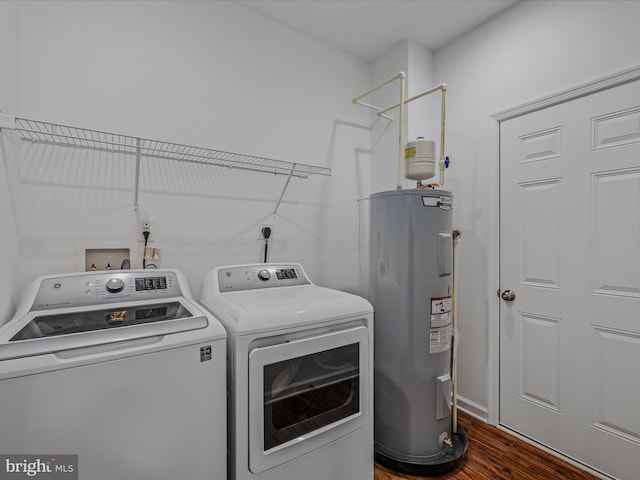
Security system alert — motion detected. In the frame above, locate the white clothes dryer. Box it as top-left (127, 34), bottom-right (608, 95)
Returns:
top-left (0, 269), bottom-right (227, 480)
top-left (199, 263), bottom-right (374, 480)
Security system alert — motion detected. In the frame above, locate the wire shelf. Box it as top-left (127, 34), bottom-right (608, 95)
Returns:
top-left (14, 118), bottom-right (331, 178)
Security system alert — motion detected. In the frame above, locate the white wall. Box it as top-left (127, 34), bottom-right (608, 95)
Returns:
top-left (0, 1), bottom-right (19, 113)
top-left (0, 1), bottom-right (21, 325)
top-left (369, 41), bottom-right (410, 194)
top-left (2, 0), bottom-right (372, 310)
top-left (434, 0), bottom-right (640, 420)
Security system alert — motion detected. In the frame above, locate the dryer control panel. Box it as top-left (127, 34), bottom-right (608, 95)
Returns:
top-left (217, 264), bottom-right (310, 292)
top-left (30, 270), bottom-right (183, 311)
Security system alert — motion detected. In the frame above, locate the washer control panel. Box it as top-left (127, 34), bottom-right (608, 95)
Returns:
top-left (30, 270), bottom-right (182, 311)
top-left (217, 264), bottom-right (310, 292)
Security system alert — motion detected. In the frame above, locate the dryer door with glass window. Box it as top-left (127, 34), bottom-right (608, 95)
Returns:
top-left (248, 325), bottom-right (369, 474)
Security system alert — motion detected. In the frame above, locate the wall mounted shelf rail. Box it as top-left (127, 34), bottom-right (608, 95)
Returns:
top-left (0, 114), bottom-right (331, 213)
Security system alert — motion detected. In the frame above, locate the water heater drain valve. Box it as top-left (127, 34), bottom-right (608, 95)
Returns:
top-left (439, 432), bottom-right (453, 448)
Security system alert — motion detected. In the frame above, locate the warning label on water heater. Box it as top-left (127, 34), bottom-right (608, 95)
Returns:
top-left (430, 324), bottom-right (452, 354)
top-left (431, 296), bottom-right (452, 326)
top-left (430, 296), bottom-right (452, 353)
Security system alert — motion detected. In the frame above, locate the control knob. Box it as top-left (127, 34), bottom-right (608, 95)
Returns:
top-left (257, 269), bottom-right (271, 281)
top-left (105, 277), bottom-right (126, 293)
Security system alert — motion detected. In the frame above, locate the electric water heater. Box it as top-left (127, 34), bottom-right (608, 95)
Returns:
top-left (369, 188), bottom-right (467, 476)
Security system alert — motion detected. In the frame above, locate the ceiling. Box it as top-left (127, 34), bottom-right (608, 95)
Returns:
top-left (232, 0), bottom-right (519, 63)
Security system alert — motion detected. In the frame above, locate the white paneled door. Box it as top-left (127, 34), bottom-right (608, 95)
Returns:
top-left (499, 79), bottom-right (640, 480)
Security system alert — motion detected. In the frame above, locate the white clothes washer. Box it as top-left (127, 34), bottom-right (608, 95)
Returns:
top-left (0, 269), bottom-right (227, 480)
top-left (199, 263), bottom-right (374, 480)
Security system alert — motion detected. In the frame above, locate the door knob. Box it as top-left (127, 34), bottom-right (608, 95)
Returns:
top-left (501, 289), bottom-right (516, 301)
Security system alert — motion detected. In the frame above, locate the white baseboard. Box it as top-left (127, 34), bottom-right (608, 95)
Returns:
top-left (456, 395), bottom-right (489, 423)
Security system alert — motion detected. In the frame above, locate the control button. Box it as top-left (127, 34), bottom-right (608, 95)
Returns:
top-left (257, 269), bottom-right (271, 281)
top-left (105, 277), bottom-right (126, 293)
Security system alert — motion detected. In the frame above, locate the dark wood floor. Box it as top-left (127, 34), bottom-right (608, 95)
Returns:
top-left (374, 411), bottom-right (599, 480)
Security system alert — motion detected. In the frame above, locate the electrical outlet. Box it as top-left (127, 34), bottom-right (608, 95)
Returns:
top-left (141, 210), bottom-right (151, 231)
top-left (258, 223), bottom-right (274, 241)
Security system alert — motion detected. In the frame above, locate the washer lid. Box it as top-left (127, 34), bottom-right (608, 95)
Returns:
top-left (0, 295), bottom-right (226, 361)
top-left (10, 301), bottom-right (194, 341)
top-left (202, 285), bottom-right (373, 335)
